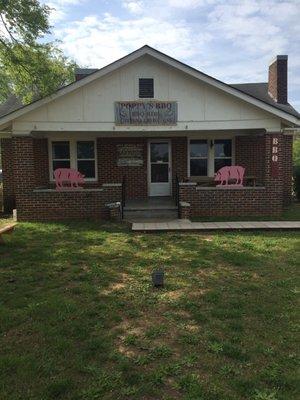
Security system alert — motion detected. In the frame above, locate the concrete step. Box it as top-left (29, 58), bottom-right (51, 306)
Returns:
top-left (123, 208), bottom-right (178, 220)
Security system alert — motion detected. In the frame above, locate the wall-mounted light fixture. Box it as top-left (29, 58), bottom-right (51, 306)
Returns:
top-left (210, 140), bottom-right (214, 148)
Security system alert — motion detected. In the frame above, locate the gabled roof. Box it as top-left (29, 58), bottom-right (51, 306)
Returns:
top-left (0, 45), bottom-right (299, 126)
top-left (230, 83), bottom-right (300, 119)
top-left (0, 95), bottom-right (23, 118)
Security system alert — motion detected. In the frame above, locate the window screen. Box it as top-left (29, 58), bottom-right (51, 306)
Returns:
top-left (77, 141), bottom-right (96, 178)
top-left (139, 78), bottom-right (154, 98)
top-left (52, 141), bottom-right (70, 174)
top-left (189, 140), bottom-right (208, 176)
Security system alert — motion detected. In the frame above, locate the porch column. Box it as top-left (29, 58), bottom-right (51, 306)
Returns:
top-left (0, 138), bottom-right (15, 212)
top-left (12, 136), bottom-right (37, 216)
top-left (264, 132), bottom-right (286, 213)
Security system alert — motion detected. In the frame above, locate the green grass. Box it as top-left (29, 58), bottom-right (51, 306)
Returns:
top-left (0, 221), bottom-right (299, 400)
top-left (192, 203), bottom-right (300, 222)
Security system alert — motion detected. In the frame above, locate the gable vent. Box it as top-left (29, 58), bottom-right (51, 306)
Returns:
top-left (139, 78), bottom-right (154, 98)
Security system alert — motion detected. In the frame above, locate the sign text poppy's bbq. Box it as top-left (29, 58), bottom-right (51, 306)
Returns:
top-left (115, 101), bottom-right (177, 125)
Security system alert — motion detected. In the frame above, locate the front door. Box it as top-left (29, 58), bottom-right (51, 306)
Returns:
top-left (148, 140), bottom-right (171, 196)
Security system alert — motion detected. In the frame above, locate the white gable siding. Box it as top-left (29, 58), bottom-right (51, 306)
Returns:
top-left (13, 55), bottom-right (281, 133)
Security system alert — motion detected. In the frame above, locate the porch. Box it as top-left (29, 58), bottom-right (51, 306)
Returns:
top-left (0, 131), bottom-right (293, 221)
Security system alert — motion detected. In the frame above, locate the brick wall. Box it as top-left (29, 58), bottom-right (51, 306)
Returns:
top-left (180, 133), bottom-right (291, 217)
top-left (235, 135), bottom-right (265, 184)
top-left (97, 137), bottom-right (148, 199)
top-left (1, 133), bottom-right (293, 221)
top-left (16, 185), bottom-right (122, 221)
top-left (172, 137), bottom-right (188, 194)
top-left (33, 138), bottom-right (49, 187)
top-left (268, 56), bottom-right (288, 104)
top-left (0, 138), bottom-right (15, 212)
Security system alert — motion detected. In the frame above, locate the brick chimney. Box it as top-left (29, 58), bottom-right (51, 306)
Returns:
top-left (268, 55), bottom-right (288, 104)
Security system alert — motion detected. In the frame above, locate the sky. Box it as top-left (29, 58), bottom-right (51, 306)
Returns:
top-left (43, 0), bottom-right (300, 109)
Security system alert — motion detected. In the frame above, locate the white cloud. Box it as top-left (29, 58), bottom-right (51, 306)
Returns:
top-left (168, 0), bottom-right (216, 8)
top-left (122, 1), bottom-right (143, 14)
top-left (56, 12), bottom-right (212, 67)
top-left (50, 0), bottom-right (300, 106)
top-left (43, 0), bottom-right (84, 24)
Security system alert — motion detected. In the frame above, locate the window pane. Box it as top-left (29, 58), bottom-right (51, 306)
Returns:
top-left (151, 143), bottom-right (168, 162)
top-left (190, 159), bottom-right (207, 176)
top-left (77, 160), bottom-right (95, 178)
top-left (77, 141), bottom-right (95, 159)
top-left (214, 140), bottom-right (232, 158)
top-left (190, 140), bottom-right (208, 157)
top-left (52, 141), bottom-right (70, 159)
top-left (214, 158), bottom-right (232, 172)
top-left (151, 164), bottom-right (168, 182)
top-left (53, 160), bottom-right (70, 172)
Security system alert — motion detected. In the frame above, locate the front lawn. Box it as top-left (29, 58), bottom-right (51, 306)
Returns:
top-left (0, 222), bottom-right (299, 400)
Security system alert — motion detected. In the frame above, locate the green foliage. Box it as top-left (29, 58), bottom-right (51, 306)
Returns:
top-left (293, 166), bottom-right (300, 201)
top-left (293, 138), bottom-right (300, 166)
top-left (0, 0), bottom-right (76, 103)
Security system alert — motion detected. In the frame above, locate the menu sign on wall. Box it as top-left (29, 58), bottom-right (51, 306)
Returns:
top-left (271, 135), bottom-right (279, 178)
top-left (115, 101), bottom-right (177, 125)
top-left (117, 144), bottom-right (144, 166)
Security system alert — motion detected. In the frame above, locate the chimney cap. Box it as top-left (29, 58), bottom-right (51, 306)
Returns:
top-left (269, 55), bottom-right (288, 65)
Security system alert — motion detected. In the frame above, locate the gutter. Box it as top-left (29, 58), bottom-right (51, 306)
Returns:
top-left (283, 128), bottom-right (300, 136)
top-left (0, 130), bottom-right (12, 138)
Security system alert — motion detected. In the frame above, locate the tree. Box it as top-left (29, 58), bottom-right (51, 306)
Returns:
top-left (0, 0), bottom-right (75, 103)
top-left (293, 137), bottom-right (300, 166)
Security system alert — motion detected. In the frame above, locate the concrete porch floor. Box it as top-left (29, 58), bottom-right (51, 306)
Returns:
top-left (132, 220), bottom-right (300, 231)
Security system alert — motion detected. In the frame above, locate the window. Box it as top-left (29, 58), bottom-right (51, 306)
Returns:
top-left (139, 78), bottom-right (154, 98)
top-left (77, 141), bottom-right (96, 178)
top-left (50, 140), bottom-right (97, 180)
top-left (189, 138), bottom-right (233, 177)
top-left (52, 141), bottom-right (70, 172)
top-left (214, 139), bottom-right (232, 172)
top-left (189, 140), bottom-right (208, 176)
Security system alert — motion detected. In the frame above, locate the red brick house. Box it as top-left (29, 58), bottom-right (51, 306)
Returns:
top-left (0, 46), bottom-right (299, 221)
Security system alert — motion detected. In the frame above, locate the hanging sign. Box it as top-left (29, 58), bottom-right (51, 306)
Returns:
top-left (115, 101), bottom-right (177, 125)
top-left (117, 144), bottom-right (144, 166)
top-left (270, 135), bottom-right (279, 178)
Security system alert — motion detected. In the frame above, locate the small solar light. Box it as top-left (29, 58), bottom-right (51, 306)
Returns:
top-left (152, 269), bottom-right (164, 288)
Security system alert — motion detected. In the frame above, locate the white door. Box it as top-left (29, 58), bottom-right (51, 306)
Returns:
top-left (148, 141), bottom-right (171, 196)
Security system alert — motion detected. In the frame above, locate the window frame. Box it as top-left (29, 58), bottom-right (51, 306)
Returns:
top-left (51, 141), bottom-right (71, 172)
top-left (188, 137), bottom-right (235, 178)
top-left (49, 138), bottom-right (97, 182)
top-left (189, 139), bottom-right (209, 177)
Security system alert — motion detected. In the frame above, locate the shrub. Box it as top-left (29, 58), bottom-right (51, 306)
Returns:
top-left (293, 166), bottom-right (300, 201)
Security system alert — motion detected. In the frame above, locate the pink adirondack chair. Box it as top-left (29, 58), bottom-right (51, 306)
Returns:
top-left (214, 166), bottom-right (245, 187)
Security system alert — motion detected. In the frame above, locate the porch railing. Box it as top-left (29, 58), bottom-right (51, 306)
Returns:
top-left (175, 175), bottom-right (181, 219)
top-left (121, 175), bottom-right (126, 219)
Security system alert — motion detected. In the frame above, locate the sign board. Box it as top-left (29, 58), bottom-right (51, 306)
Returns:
top-left (270, 135), bottom-right (279, 178)
top-left (117, 144), bottom-right (143, 166)
top-left (115, 101), bottom-right (177, 125)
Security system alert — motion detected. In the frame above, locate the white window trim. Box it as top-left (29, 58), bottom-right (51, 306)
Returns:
top-left (48, 138), bottom-right (98, 182)
top-left (188, 137), bottom-right (235, 178)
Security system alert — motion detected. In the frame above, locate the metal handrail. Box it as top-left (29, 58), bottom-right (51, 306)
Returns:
top-left (175, 174), bottom-right (181, 218)
top-left (121, 175), bottom-right (126, 219)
